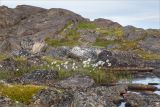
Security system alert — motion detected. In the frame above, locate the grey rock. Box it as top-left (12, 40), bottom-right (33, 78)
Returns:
top-left (124, 26), bottom-right (147, 40)
top-left (73, 85), bottom-right (127, 107)
top-left (139, 36), bottom-right (160, 53)
top-left (0, 95), bottom-right (26, 107)
top-left (12, 50), bottom-right (31, 57)
top-left (68, 46), bottom-right (102, 61)
top-left (93, 18), bottom-right (122, 29)
top-left (20, 70), bottom-right (58, 85)
top-left (55, 74), bottom-right (95, 89)
top-left (47, 46), bottom-right (70, 58)
top-left (30, 88), bottom-right (73, 107)
top-left (124, 92), bottom-right (160, 107)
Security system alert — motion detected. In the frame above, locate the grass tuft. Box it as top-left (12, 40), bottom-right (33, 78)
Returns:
top-left (0, 83), bottom-right (45, 104)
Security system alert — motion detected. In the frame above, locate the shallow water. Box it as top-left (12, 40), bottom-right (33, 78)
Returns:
top-left (119, 77), bottom-right (160, 95)
top-left (119, 102), bottom-right (126, 107)
top-left (118, 77), bottom-right (160, 107)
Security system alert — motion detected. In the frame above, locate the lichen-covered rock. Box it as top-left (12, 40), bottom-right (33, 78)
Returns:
top-left (139, 36), bottom-right (160, 53)
top-left (0, 95), bottom-right (26, 107)
top-left (55, 74), bottom-right (95, 89)
top-left (30, 88), bottom-right (73, 107)
top-left (124, 26), bottom-right (147, 40)
top-left (124, 92), bottom-right (160, 107)
top-left (20, 70), bottom-right (58, 85)
top-left (73, 85), bottom-right (127, 107)
top-left (47, 46), bottom-right (70, 58)
top-left (69, 46), bottom-right (102, 61)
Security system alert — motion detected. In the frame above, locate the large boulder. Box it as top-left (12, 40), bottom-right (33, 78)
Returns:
top-left (46, 46), bottom-right (70, 58)
top-left (30, 88), bottom-right (73, 107)
top-left (0, 95), bottom-right (26, 107)
top-left (19, 70), bottom-right (58, 85)
top-left (124, 26), bottom-right (147, 40)
top-left (139, 35), bottom-right (160, 53)
top-left (73, 85), bottom-right (127, 107)
top-left (124, 93), bottom-right (160, 107)
top-left (93, 18), bottom-right (122, 29)
top-left (55, 74), bottom-right (95, 89)
top-left (68, 46), bottom-right (102, 61)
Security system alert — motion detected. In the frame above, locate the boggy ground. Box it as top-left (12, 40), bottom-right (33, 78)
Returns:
top-left (0, 5), bottom-right (160, 107)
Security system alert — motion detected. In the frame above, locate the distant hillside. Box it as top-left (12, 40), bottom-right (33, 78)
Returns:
top-left (0, 5), bottom-right (160, 60)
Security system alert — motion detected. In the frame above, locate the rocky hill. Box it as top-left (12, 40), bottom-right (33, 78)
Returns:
top-left (0, 5), bottom-right (160, 107)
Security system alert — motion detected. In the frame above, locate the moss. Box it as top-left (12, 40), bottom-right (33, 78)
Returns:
top-left (0, 71), bottom-right (13, 80)
top-left (92, 38), bottom-right (115, 48)
top-left (0, 83), bottom-right (45, 104)
top-left (78, 22), bottom-right (97, 29)
top-left (45, 30), bottom-right (80, 47)
top-left (136, 49), bottom-right (160, 60)
top-left (96, 27), bottom-right (124, 38)
top-left (13, 56), bottom-right (27, 62)
top-left (118, 40), bottom-right (138, 50)
top-left (0, 54), bottom-right (8, 61)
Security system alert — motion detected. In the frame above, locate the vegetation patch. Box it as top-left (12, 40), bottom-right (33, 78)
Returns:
top-left (136, 49), bottom-right (160, 60)
top-left (0, 54), bottom-right (8, 61)
top-left (93, 38), bottom-right (115, 48)
top-left (78, 22), bottom-right (97, 29)
top-left (0, 83), bottom-right (45, 104)
top-left (45, 29), bottom-right (80, 47)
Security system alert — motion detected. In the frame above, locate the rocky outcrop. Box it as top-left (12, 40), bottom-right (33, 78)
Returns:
top-left (30, 88), bottom-right (73, 107)
top-left (55, 74), bottom-right (95, 89)
top-left (124, 93), bottom-right (160, 107)
top-left (73, 85), bottom-right (127, 107)
top-left (139, 35), bottom-right (160, 53)
top-left (97, 50), bottom-right (143, 67)
top-left (0, 95), bottom-right (26, 107)
top-left (93, 18), bottom-right (122, 29)
top-left (0, 5), bottom-right (86, 53)
top-left (6, 69), bottom-right (58, 85)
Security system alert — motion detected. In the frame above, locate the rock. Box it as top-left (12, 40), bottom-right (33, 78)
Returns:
top-left (124, 26), bottom-right (147, 40)
top-left (97, 50), bottom-right (117, 67)
top-left (93, 18), bottom-right (122, 29)
top-left (0, 95), bottom-right (14, 107)
top-left (20, 70), bottom-right (58, 85)
top-left (0, 5), bottom-right (86, 53)
top-left (46, 46), bottom-right (70, 58)
top-left (139, 35), bottom-right (160, 53)
top-left (27, 55), bottom-right (47, 66)
top-left (30, 88), bottom-right (73, 107)
top-left (73, 85), bottom-right (127, 107)
top-left (68, 46), bottom-right (102, 61)
top-left (0, 95), bottom-right (26, 107)
top-left (12, 50), bottom-right (31, 56)
top-left (32, 42), bottom-right (46, 54)
top-left (112, 50), bottom-right (143, 67)
top-left (144, 60), bottom-right (160, 69)
top-left (124, 92), bottom-right (160, 107)
top-left (78, 29), bottom-right (98, 43)
top-left (55, 74), bottom-right (95, 89)
top-left (0, 58), bottom-right (19, 71)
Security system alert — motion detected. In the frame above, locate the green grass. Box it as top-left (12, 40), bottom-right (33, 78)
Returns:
top-left (118, 40), bottom-right (138, 50)
top-left (45, 30), bottom-right (80, 47)
top-left (0, 83), bottom-right (45, 104)
top-left (78, 22), bottom-right (97, 29)
top-left (136, 49), bottom-right (160, 60)
top-left (92, 38), bottom-right (115, 48)
top-left (0, 54), bottom-right (8, 61)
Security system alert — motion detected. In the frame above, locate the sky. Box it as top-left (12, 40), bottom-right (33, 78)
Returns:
top-left (0, 0), bottom-right (160, 29)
